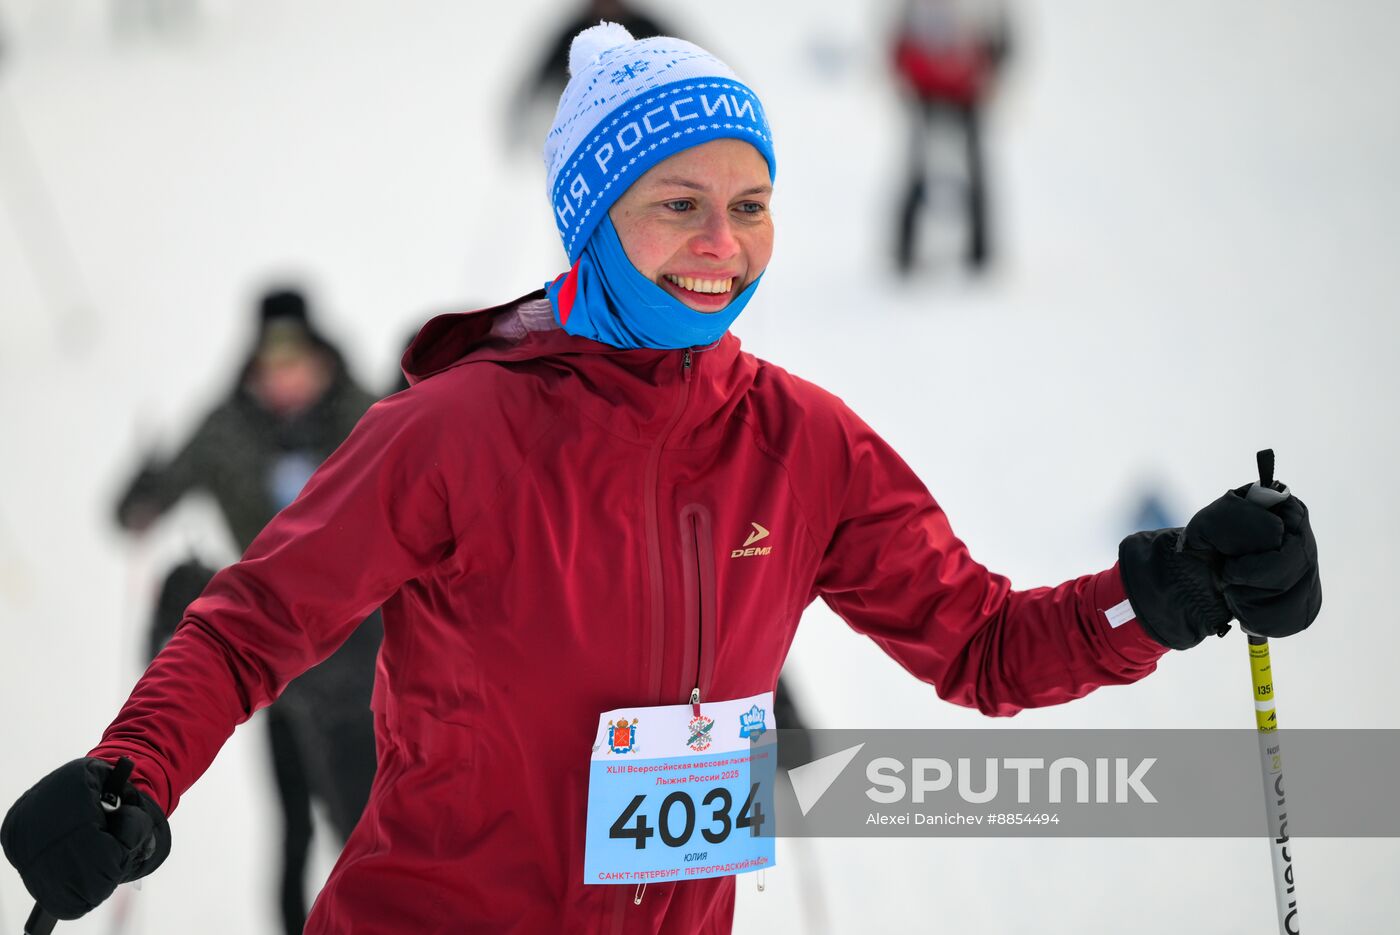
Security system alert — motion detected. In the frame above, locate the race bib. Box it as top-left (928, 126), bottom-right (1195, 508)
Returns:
top-left (583, 691), bottom-right (777, 885)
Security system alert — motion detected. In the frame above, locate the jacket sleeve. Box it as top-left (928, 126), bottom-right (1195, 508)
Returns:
top-left (90, 391), bottom-right (462, 813)
top-left (811, 413), bottom-right (1168, 718)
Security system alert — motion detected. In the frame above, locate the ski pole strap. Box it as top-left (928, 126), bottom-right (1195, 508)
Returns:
top-left (1246, 449), bottom-right (1290, 509)
top-left (1257, 450), bottom-right (1275, 490)
top-left (99, 757), bottom-right (134, 812)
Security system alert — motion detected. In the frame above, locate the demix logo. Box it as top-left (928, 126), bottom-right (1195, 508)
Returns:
top-left (731, 522), bottom-right (773, 559)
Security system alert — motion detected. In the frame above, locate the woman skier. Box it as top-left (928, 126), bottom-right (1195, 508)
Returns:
top-left (3, 23), bottom-right (1319, 935)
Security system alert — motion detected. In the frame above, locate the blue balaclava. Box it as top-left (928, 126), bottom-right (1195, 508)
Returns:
top-left (541, 23), bottom-right (777, 350)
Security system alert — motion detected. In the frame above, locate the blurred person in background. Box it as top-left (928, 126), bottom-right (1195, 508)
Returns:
top-left (146, 557), bottom-right (217, 664)
top-left (509, 0), bottom-right (673, 147)
top-left (4, 25), bottom-right (1320, 934)
top-left (110, 0), bottom-right (199, 37)
top-left (891, 0), bottom-right (1011, 275)
top-left (111, 287), bottom-right (382, 935)
top-left (524, 0), bottom-right (670, 102)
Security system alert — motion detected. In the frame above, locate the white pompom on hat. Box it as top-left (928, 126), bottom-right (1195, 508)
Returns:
top-left (567, 21), bottom-right (634, 77)
top-left (543, 23), bottom-right (776, 264)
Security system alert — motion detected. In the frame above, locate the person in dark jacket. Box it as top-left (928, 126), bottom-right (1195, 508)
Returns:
top-left (4, 27), bottom-right (1320, 935)
top-left (508, 0), bottom-right (673, 147)
top-left (147, 558), bottom-right (218, 664)
top-left (113, 287), bottom-right (382, 935)
top-left (525, 0), bottom-right (670, 101)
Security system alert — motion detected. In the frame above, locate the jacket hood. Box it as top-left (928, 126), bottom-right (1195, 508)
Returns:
top-left (400, 292), bottom-right (536, 386)
top-left (402, 289), bottom-right (753, 385)
top-left (400, 290), bottom-right (760, 447)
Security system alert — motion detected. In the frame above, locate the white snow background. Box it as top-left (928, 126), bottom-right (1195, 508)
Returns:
top-left (1, 1), bottom-right (1397, 932)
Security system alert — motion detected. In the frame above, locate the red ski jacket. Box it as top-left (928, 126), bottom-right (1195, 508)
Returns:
top-left (893, 37), bottom-right (991, 105)
top-left (91, 292), bottom-right (1168, 934)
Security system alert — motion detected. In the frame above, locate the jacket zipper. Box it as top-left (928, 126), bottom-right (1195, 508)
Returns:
top-left (680, 503), bottom-right (715, 715)
top-left (643, 349), bottom-right (693, 703)
top-left (629, 351), bottom-right (694, 919)
top-left (692, 513), bottom-right (702, 716)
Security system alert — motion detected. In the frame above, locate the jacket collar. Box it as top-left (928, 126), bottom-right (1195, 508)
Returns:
top-left (402, 290), bottom-right (758, 446)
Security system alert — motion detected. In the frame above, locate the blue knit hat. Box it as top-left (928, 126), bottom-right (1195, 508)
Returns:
top-left (543, 23), bottom-right (777, 264)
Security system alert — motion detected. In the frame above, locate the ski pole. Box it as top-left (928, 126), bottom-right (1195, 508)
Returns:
top-left (23, 903), bottom-right (55, 935)
top-left (23, 757), bottom-right (135, 935)
top-left (1243, 450), bottom-right (1300, 935)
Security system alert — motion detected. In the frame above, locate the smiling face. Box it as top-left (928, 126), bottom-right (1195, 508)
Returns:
top-left (607, 139), bottom-right (774, 313)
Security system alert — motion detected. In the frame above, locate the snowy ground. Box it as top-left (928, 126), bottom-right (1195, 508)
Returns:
top-left (2, 1), bottom-right (1398, 932)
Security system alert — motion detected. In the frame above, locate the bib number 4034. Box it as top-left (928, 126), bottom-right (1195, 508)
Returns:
top-left (609, 783), bottom-right (766, 850)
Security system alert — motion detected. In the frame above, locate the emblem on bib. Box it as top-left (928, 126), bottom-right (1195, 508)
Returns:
top-left (607, 718), bottom-right (639, 754)
top-left (738, 704), bottom-right (767, 739)
top-left (686, 714), bottom-right (715, 752)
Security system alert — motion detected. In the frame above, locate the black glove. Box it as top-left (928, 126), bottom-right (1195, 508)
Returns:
top-left (2, 758), bottom-right (172, 920)
top-left (1119, 484), bottom-right (1322, 650)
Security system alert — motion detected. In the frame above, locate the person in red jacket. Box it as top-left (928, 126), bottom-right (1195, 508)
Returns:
top-left (891, 0), bottom-right (1011, 274)
top-left (2, 23), bottom-right (1320, 935)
